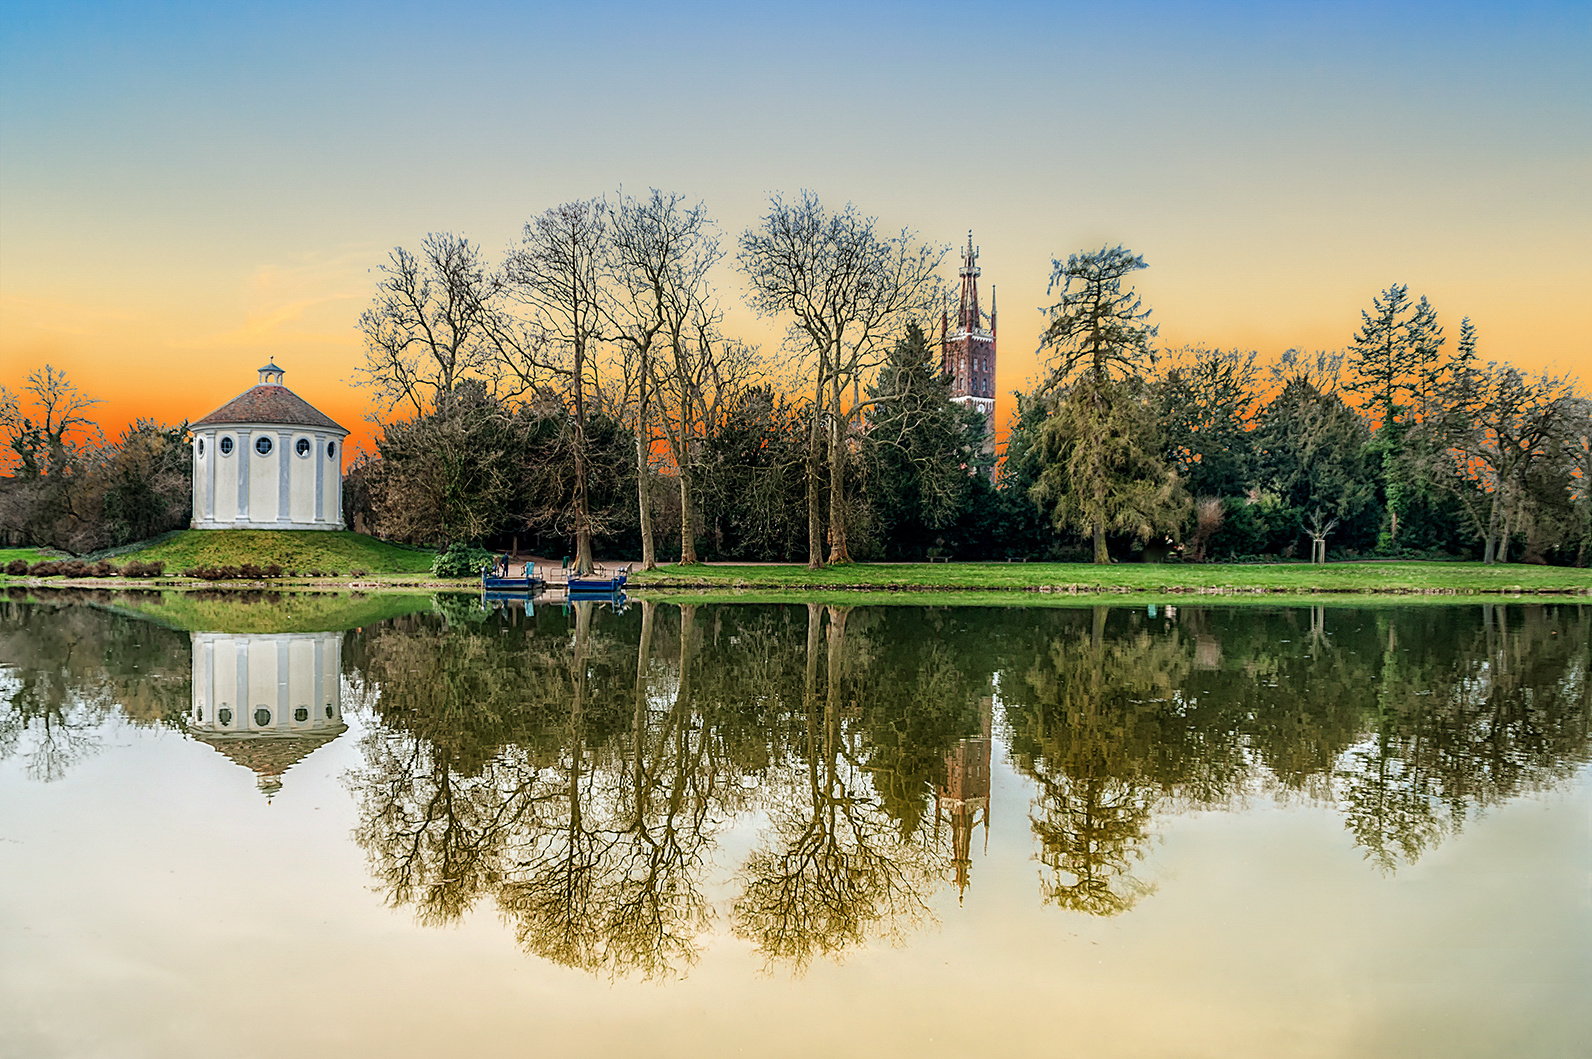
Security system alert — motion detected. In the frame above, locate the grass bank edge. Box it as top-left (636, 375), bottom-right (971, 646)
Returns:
top-left (630, 560), bottom-right (1592, 594)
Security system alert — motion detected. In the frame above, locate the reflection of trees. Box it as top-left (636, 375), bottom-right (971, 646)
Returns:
top-left (1336, 604), bottom-right (1592, 870)
top-left (350, 601), bottom-right (734, 977)
top-left (1005, 607), bottom-right (1204, 916)
top-left (347, 601), bottom-right (609, 928)
top-left (731, 606), bottom-right (947, 972)
top-left (346, 597), bottom-right (1592, 955)
top-left (496, 602), bottom-right (726, 977)
top-left (0, 595), bottom-right (190, 780)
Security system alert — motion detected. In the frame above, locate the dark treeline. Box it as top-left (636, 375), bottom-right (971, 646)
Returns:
top-left (342, 192), bottom-right (1592, 567)
top-left (0, 368), bottom-right (191, 553)
top-left (6, 192), bottom-right (1589, 565)
top-left (6, 597), bottom-right (1587, 973)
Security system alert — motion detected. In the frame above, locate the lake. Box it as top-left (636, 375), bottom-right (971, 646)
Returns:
top-left (1, 592), bottom-right (1588, 1058)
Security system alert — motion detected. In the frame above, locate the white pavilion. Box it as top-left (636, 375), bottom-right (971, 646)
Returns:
top-left (191, 362), bottom-right (349, 530)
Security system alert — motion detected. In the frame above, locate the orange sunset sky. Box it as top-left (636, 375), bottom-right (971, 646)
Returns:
top-left (2, 1), bottom-right (1588, 458)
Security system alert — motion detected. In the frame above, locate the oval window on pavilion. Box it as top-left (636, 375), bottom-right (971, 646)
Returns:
top-left (296, 438), bottom-right (311, 457)
top-left (219, 436), bottom-right (234, 456)
top-left (255, 436), bottom-right (273, 456)
top-left (254, 707), bottom-right (271, 727)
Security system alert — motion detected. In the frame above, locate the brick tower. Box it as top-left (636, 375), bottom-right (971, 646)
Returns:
top-left (941, 232), bottom-right (996, 458)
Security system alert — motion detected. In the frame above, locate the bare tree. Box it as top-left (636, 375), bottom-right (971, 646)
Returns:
top-left (1439, 355), bottom-right (1575, 564)
top-left (1, 366), bottom-right (101, 480)
top-left (738, 192), bottom-right (942, 567)
top-left (356, 234), bottom-right (503, 417)
top-left (1304, 509), bottom-right (1339, 564)
top-left (607, 191), bottom-right (722, 567)
top-left (499, 201), bottom-right (609, 575)
top-left (652, 299), bottom-right (758, 565)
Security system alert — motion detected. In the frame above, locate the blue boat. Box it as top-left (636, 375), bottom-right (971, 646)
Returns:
top-left (568, 569), bottom-right (628, 594)
top-left (481, 561), bottom-right (544, 594)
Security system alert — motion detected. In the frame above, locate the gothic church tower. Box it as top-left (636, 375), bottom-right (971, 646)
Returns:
top-left (941, 232), bottom-right (996, 456)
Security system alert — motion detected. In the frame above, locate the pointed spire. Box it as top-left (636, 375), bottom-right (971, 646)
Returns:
top-left (956, 231), bottom-right (981, 333)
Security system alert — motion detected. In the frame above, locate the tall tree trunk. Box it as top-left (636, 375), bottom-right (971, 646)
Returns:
top-left (1483, 489), bottom-right (1502, 564)
top-left (1093, 519), bottom-right (1108, 564)
top-left (635, 369), bottom-right (656, 570)
top-left (678, 464), bottom-right (698, 564)
top-left (1499, 494), bottom-right (1516, 565)
top-left (827, 372), bottom-right (850, 564)
top-left (572, 344), bottom-right (594, 576)
top-left (806, 370), bottom-right (827, 571)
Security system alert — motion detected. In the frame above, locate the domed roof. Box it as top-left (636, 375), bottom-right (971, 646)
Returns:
top-left (193, 364), bottom-right (347, 433)
top-left (192, 725), bottom-right (349, 797)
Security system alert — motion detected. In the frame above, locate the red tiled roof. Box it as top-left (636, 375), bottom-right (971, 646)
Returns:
top-left (193, 384), bottom-right (347, 432)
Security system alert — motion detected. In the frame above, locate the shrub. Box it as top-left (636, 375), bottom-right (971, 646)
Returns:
top-left (120, 559), bottom-right (164, 578)
top-left (431, 544), bottom-right (494, 578)
top-left (29, 561), bottom-right (63, 577)
top-left (5, 559), bottom-right (27, 576)
top-left (184, 565), bottom-right (237, 580)
top-left (61, 560), bottom-right (89, 577)
top-left (91, 560), bottom-right (115, 577)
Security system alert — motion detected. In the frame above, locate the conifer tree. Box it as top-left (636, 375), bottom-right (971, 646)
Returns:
top-left (1029, 247), bottom-right (1183, 562)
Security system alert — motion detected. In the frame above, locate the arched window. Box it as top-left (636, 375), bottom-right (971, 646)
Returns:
top-left (295, 438), bottom-right (311, 457)
top-left (255, 436), bottom-right (273, 456)
top-left (254, 707), bottom-right (271, 726)
top-left (220, 436), bottom-right (234, 456)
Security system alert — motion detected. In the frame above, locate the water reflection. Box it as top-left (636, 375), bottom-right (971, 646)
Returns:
top-left (189, 631), bottom-right (346, 797)
top-left (0, 593), bottom-right (189, 780)
top-left (3, 593), bottom-right (1589, 979)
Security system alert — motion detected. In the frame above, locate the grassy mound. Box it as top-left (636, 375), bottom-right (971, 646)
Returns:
top-left (0, 548), bottom-right (57, 567)
top-left (119, 530), bottom-right (435, 575)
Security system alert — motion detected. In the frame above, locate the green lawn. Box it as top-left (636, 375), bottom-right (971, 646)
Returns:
top-left (631, 560), bottom-right (1592, 595)
top-left (113, 530), bottom-right (436, 575)
top-left (0, 547), bottom-right (55, 567)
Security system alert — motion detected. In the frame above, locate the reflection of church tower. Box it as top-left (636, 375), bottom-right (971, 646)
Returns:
top-left (188, 631), bottom-right (347, 797)
top-left (940, 232), bottom-right (997, 462)
top-left (936, 693), bottom-right (993, 900)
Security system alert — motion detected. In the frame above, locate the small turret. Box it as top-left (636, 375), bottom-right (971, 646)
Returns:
top-left (258, 360), bottom-right (285, 386)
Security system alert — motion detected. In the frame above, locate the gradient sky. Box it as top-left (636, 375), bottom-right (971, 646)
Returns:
top-left (2, 0), bottom-right (1588, 455)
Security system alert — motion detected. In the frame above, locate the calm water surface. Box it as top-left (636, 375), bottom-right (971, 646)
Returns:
top-left (1, 593), bottom-right (1588, 1058)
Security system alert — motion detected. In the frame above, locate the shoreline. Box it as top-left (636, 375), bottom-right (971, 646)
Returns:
top-left (4, 570), bottom-right (1591, 598)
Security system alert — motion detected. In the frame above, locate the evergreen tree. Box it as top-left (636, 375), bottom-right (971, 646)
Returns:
top-left (1032, 376), bottom-right (1186, 563)
top-left (1152, 346), bottom-right (1260, 498)
top-left (1254, 376), bottom-right (1378, 553)
top-left (1345, 284), bottom-right (1446, 546)
top-left (1029, 247), bottom-right (1181, 562)
top-left (863, 322), bottom-right (988, 558)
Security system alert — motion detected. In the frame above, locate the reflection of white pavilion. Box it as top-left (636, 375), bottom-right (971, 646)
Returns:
top-left (188, 631), bottom-right (347, 796)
